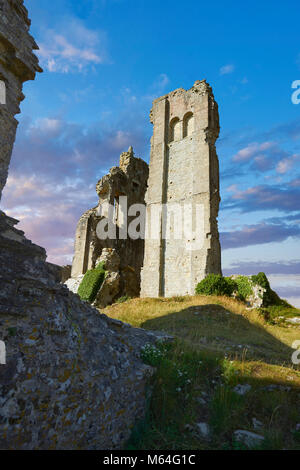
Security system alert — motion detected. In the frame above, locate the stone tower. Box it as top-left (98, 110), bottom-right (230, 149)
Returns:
top-left (141, 80), bottom-right (222, 297)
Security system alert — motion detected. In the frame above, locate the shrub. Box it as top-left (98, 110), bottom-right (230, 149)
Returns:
top-left (195, 274), bottom-right (237, 297)
top-left (77, 262), bottom-right (106, 303)
top-left (251, 272), bottom-right (270, 291)
top-left (195, 272), bottom-right (292, 309)
top-left (234, 275), bottom-right (253, 301)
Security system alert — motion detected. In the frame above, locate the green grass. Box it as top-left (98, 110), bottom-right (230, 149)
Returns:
top-left (104, 295), bottom-right (300, 364)
top-left (102, 295), bottom-right (300, 450)
top-left (259, 304), bottom-right (300, 324)
top-left (127, 341), bottom-right (221, 450)
top-left (115, 295), bottom-right (131, 304)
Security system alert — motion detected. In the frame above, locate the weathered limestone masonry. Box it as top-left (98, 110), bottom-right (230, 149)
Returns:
top-left (0, 1), bottom-right (167, 450)
top-left (0, 215), bottom-right (170, 449)
top-left (141, 80), bottom-right (222, 297)
top-left (68, 146), bottom-right (149, 302)
top-left (0, 0), bottom-right (41, 200)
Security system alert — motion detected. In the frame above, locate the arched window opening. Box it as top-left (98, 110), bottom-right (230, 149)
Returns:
top-left (183, 112), bottom-right (194, 138)
top-left (169, 117), bottom-right (181, 142)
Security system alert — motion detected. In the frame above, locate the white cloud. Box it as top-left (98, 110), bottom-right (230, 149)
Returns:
top-left (226, 184), bottom-right (238, 192)
top-left (34, 118), bottom-right (62, 133)
top-left (233, 143), bottom-right (258, 162)
top-left (110, 130), bottom-right (133, 150)
top-left (157, 73), bottom-right (170, 89)
top-left (151, 73), bottom-right (170, 95)
top-left (38, 18), bottom-right (108, 73)
top-left (276, 154), bottom-right (300, 174)
top-left (288, 297), bottom-right (300, 308)
top-left (219, 64), bottom-right (235, 75)
top-left (268, 274), bottom-right (300, 308)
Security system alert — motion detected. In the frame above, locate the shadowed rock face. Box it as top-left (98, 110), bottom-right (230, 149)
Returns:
top-left (0, 1), bottom-right (166, 450)
top-left (0, 210), bottom-right (165, 450)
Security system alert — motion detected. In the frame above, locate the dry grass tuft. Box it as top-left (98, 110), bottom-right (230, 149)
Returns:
top-left (102, 295), bottom-right (300, 449)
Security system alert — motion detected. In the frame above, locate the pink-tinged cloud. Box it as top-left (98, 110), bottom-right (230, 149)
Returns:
top-left (290, 177), bottom-right (300, 187)
top-left (2, 174), bottom-right (96, 265)
top-left (223, 259), bottom-right (300, 275)
top-left (231, 141), bottom-right (292, 172)
top-left (233, 143), bottom-right (260, 162)
top-left (233, 141), bottom-right (275, 162)
top-left (221, 222), bottom-right (300, 249)
top-left (7, 115), bottom-right (147, 185)
top-left (276, 154), bottom-right (300, 174)
top-left (224, 181), bottom-right (300, 212)
top-left (1, 114), bottom-right (148, 265)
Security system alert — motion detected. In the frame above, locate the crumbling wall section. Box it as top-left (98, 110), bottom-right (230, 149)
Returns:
top-left (69, 147), bottom-right (149, 301)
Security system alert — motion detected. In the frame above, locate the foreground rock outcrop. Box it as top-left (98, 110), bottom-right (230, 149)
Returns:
top-left (0, 213), bottom-right (167, 449)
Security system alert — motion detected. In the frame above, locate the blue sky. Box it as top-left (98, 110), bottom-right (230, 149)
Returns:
top-left (2, 0), bottom-right (300, 305)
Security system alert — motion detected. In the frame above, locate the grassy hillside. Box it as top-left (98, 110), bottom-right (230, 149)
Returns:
top-left (102, 295), bottom-right (300, 450)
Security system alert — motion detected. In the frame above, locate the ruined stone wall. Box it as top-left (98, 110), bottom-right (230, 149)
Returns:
top-left (141, 80), bottom-right (222, 297)
top-left (0, 0), bottom-right (41, 201)
top-left (70, 146), bottom-right (149, 299)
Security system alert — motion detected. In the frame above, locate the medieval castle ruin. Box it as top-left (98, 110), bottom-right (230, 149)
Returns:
top-left (67, 146), bottom-right (149, 306)
top-left (67, 81), bottom-right (222, 302)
